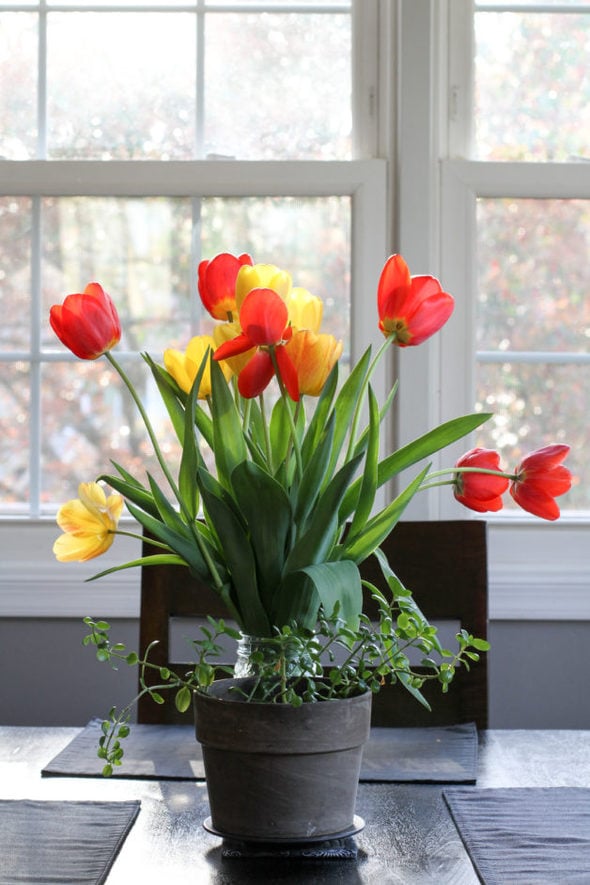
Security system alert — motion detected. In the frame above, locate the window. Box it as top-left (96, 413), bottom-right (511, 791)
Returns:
top-left (440, 1), bottom-right (590, 515)
top-left (0, 0), bottom-right (388, 615)
top-left (396, 2), bottom-right (590, 620)
top-left (0, 0), bottom-right (386, 519)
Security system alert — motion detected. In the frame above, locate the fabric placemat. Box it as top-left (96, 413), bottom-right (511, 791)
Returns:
top-left (0, 799), bottom-right (140, 885)
top-left (42, 719), bottom-right (477, 783)
top-left (443, 787), bottom-right (590, 884)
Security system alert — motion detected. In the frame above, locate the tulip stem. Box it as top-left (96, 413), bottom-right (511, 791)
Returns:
top-left (257, 393), bottom-right (272, 467)
top-left (112, 529), bottom-right (172, 550)
top-left (427, 466), bottom-right (518, 482)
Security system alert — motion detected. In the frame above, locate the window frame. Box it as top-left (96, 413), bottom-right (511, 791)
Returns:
top-left (433, 0), bottom-right (590, 620)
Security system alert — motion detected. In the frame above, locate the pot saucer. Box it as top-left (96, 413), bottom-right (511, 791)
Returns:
top-left (203, 814), bottom-right (365, 844)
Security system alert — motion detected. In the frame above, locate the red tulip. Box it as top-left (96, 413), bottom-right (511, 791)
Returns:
top-left (510, 444), bottom-right (572, 521)
top-left (49, 282), bottom-right (121, 360)
top-left (198, 252), bottom-right (253, 321)
top-left (213, 288), bottom-right (299, 400)
top-left (377, 254), bottom-right (454, 346)
top-left (453, 448), bottom-right (509, 513)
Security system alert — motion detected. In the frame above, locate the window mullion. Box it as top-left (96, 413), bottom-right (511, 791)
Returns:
top-left (37, 0), bottom-right (47, 159)
top-left (29, 196), bottom-right (42, 518)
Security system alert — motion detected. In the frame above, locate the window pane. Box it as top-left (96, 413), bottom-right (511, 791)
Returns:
top-left (205, 13), bottom-right (351, 159)
top-left (41, 197), bottom-right (194, 349)
top-left (0, 361), bottom-right (30, 511)
top-left (476, 199), bottom-right (590, 353)
top-left (41, 359), bottom-right (180, 510)
top-left (475, 362), bottom-right (586, 510)
top-left (474, 12), bottom-right (590, 160)
top-left (47, 13), bottom-right (196, 159)
top-left (200, 196), bottom-right (351, 347)
top-left (0, 198), bottom-right (32, 352)
top-left (0, 13), bottom-right (37, 159)
top-left (476, 197), bottom-right (589, 511)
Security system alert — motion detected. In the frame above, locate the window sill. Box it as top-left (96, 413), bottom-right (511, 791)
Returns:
top-left (2, 518), bottom-right (588, 621)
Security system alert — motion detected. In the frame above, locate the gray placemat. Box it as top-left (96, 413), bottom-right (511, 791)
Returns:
top-left (42, 719), bottom-right (477, 783)
top-left (0, 799), bottom-right (140, 885)
top-left (444, 787), bottom-right (590, 884)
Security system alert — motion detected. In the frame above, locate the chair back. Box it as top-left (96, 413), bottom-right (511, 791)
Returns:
top-left (138, 520), bottom-right (488, 728)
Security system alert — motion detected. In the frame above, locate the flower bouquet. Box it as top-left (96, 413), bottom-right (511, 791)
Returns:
top-left (50, 252), bottom-right (571, 777)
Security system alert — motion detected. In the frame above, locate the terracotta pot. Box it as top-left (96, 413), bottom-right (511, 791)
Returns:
top-left (194, 678), bottom-right (372, 842)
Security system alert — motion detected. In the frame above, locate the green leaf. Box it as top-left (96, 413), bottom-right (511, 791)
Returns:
top-left (340, 412), bottom-right (492, 521)
top-left (230, 461), bottom-right (292, 611)
top-left (397, 670), bottom-right (432, 709)
top-left (275, 559), bottom-right (363, 632)
top-left (119, 501), bottom-right (212, 579)
top-left (178, 358), bottom-right (208, 520)
top-left (300, 361), bottom-right (338, 468)
top-left (341, 465), bottom-right (429, 563)
top-left (144, 353), bottom-right (187, 445)
top-left (197, 467), bottom-right (270, 636)
top-left (98, 470), bottom-right (160, 520)
top-left (269, 396), bottom-right (304, 475)
top-left (292, 411), bottom-right (335, 528)
top-left (175, 685), bottom-right (192, 713)
top-left (283, 453), bottom-right (363, 575)
top-left (209, 358), bottom-right (247, 489)
top-left (348, 384), bottom-right (379, 537)
top-left (326, 346), bottom-right (372, 477)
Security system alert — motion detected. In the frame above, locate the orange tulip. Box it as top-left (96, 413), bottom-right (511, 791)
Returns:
top-left (49, 282), bottom-right (121, 360)
top-left (198, 252), bottom-right (253, 321)
top-left (377, 254), bottom-right (454, 346)
top-left (286, 330), bottom-right (343, 396)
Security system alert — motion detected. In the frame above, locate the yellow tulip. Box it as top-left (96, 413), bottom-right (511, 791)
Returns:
top-left (286, 287), bottom-right (323, 333)
top-left (286, 330), bottom-right (343, 396)
top-left (164, 335), bottom-right (232, 397)
top-left (235, 263), bottom-right (292, 310)
top-left (53, 482), bottom-right (124, 562)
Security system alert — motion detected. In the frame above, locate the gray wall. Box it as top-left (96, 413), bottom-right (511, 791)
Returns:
top-left (1, 618), bottom-right (589, 728)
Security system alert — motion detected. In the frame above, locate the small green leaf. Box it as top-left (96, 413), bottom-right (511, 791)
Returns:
top-left (175, 685), bottom-right (192, 713)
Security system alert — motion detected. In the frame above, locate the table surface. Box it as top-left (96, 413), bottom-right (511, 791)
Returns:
top-left (1, 726), bottom-right (590, 885)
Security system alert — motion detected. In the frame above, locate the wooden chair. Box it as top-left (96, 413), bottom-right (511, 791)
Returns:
top-left (138, 520), bottom-right (488, 728)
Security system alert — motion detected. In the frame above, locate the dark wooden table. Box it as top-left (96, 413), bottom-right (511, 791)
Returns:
top-left (1, 727), bottom-right (589, 884)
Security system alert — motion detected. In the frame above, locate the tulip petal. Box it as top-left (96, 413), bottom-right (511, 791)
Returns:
top-left (510, 484), bottom-right (561, 521)
top-left (239, 288), bottom-right (289, 345)
top-left (377, 254), bottom-right (411, 320)
top-left (274, 346), bottom-right (300, 402)
top-left (238, 350), bottom-right (275, 398)
top-left (213, 332), bottom-right (255, 361)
